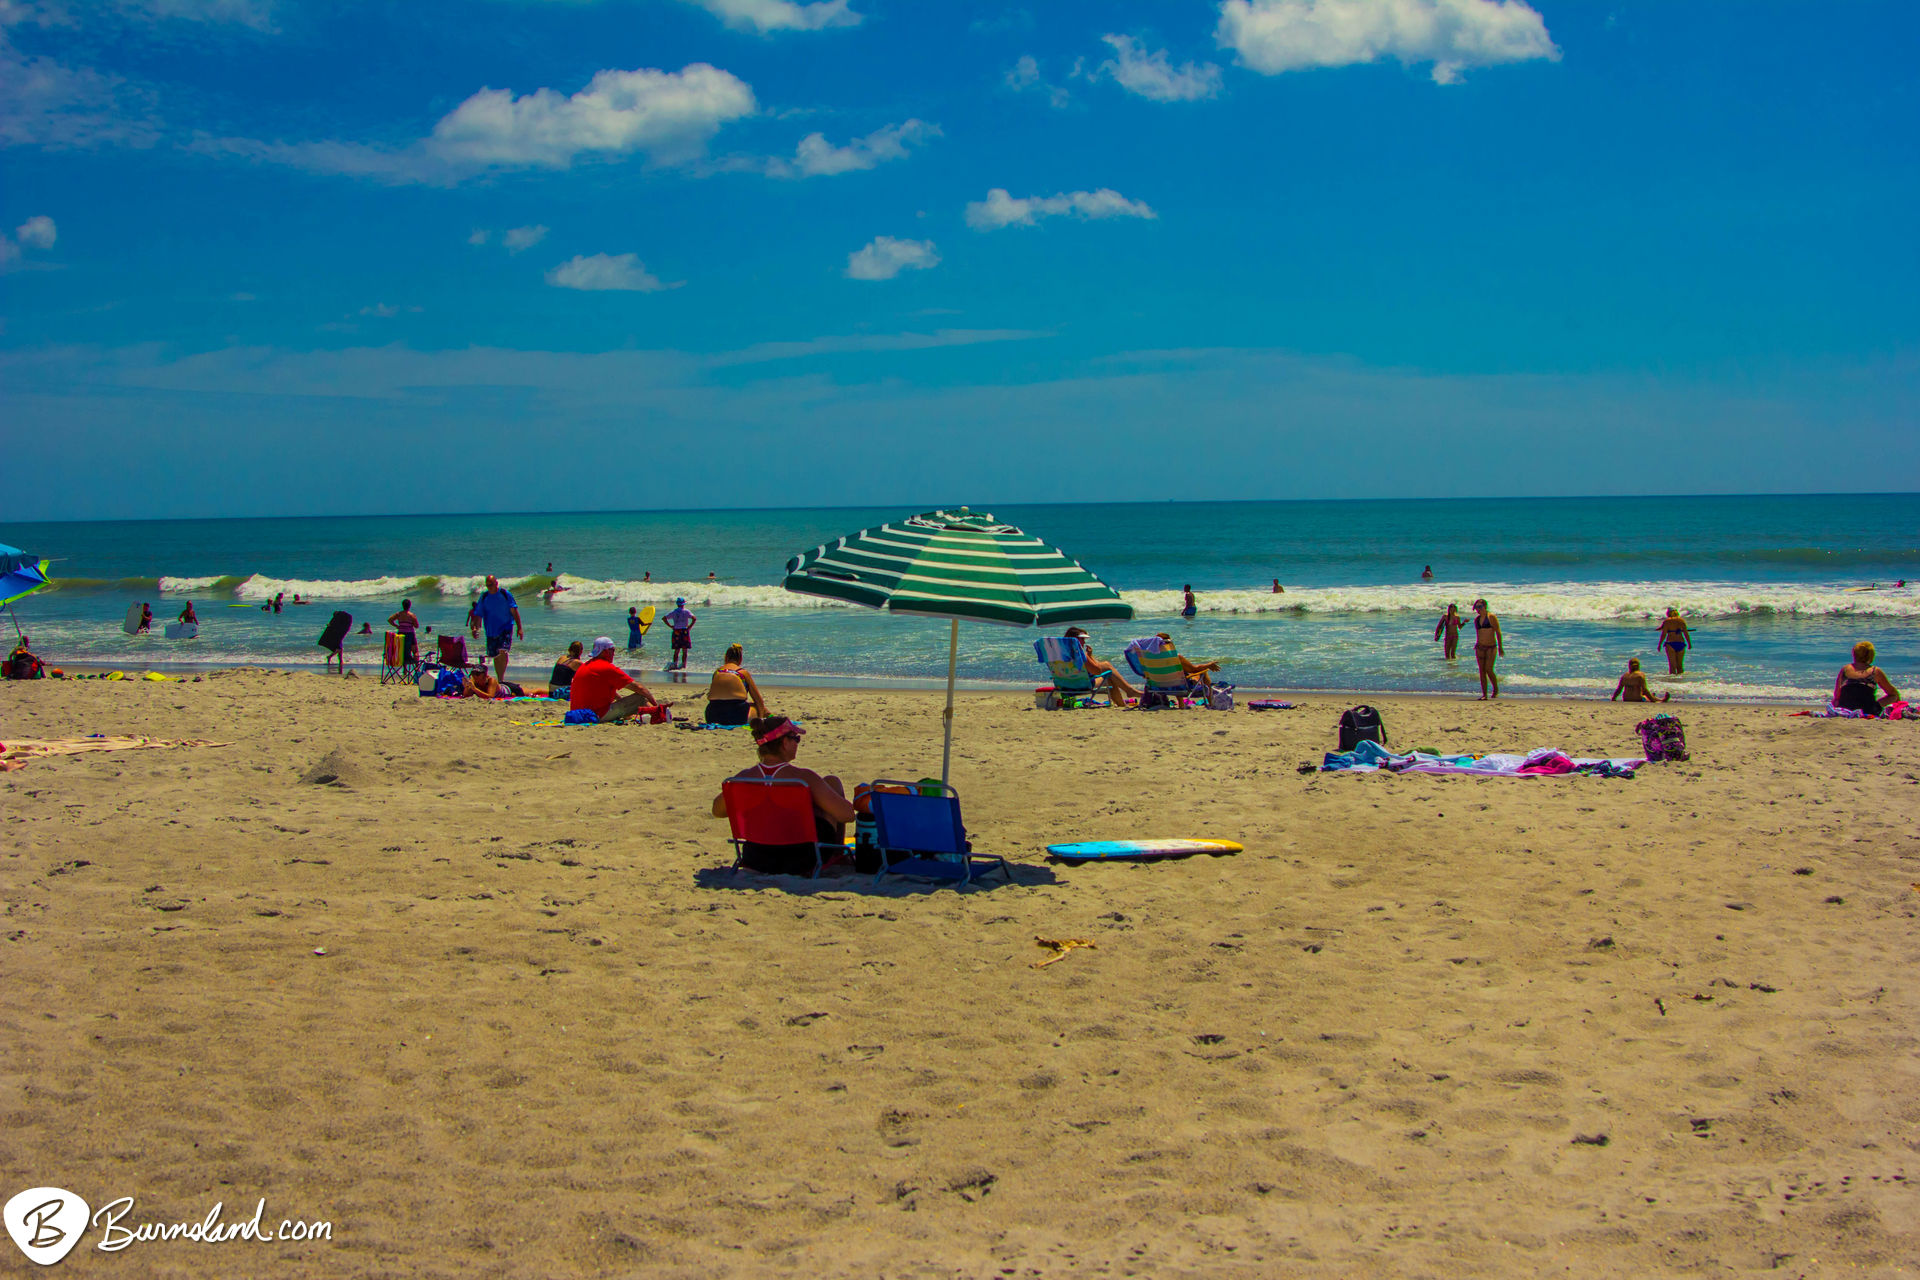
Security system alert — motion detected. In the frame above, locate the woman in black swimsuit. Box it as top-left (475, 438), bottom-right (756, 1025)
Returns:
top-left (1471, 598), bottom-right (1504, 699)
top-left (1833, 641), bottom-right (1900, 715)
top-left (703, 643), bottom-right (767, 725)
top-left (548, 640), bottom-right (584, 699)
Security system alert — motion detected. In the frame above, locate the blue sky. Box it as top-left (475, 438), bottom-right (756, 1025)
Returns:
top-left (3, 0), bottom-right (1916, 520)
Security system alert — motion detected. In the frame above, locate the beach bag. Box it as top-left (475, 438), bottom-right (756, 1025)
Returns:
top-left (432, 668), bottom-right (466, 698)
top-left (1208, 686), bottom-right (1234, 711)
top-left (1636, 714), bottom-right (1688, 762)
top-left (1337, 705), bottom-right (1386, 751)
top-left (564, 708), bottom-right (600, 725)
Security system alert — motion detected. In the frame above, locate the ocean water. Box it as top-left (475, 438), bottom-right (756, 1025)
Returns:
top-left (3, 495), bottom-right (1915, 702)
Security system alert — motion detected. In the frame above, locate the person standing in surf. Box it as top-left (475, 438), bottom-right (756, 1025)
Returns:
top-left (1471, 598), bottom-right (1503, 699)
top-left (1181, 585), bottom-right (1197, 618)
top-left (388, 598), bottom-right (421, 664)
top-left (664, 598), bottom-right (696, 671)
top-left (137, 603), bottom-right (153, 633)
top-left (472, 574), bottom-right (523, 682)
top-left (627, 607), bottom-right (645, 651)
top-left (1433, 603), bottom-right (1464, 660)
top-left (1656, 608), bottom-right (1693, 675)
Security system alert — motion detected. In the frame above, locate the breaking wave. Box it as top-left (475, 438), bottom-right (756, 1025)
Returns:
top-left (93, 573), bottom-right (1920, 620)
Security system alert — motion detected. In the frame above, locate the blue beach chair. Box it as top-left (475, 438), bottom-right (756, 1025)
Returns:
top-left (868, 780), bottom-right (1009, 888)
top-left (1034, 635), bottom-right (1105, 708)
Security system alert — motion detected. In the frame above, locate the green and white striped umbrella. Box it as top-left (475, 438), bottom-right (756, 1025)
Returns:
top-left (783, 507), bottom-right (1133, 626)
top-left (784, 508), bottom-right (1134, 782)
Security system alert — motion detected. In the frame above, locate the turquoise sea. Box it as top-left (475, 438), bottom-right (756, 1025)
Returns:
top-left (4, 495), bottom-right (1916, 702)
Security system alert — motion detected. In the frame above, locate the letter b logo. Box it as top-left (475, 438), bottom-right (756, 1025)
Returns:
top-left (5, 1188), bottom-right (90, 1266)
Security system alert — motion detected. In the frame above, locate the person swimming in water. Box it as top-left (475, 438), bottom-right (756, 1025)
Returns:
top-left (1271, 578), bottom-right (1284, 594)
top-left (1421, 565), bottom-right (1434, 580)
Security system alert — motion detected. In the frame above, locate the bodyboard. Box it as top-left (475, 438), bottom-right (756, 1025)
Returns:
top-left (1046, 838), bottom-right (1243, 861)
top-left (638, 605), bottom-right (657, 632)
top-left (123, 604), bottom-right (144, 634)
top-left (164, 622), bottom-right (198, 639)
top-left (317, 610), bottom-right (353, 651)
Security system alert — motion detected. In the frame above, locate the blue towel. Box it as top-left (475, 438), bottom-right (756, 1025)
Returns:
top-left (563, 708), bottom-right (600, 725)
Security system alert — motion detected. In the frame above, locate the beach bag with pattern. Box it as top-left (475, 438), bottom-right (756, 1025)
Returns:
top-left (1636, 714), bottom-right (1688, 762)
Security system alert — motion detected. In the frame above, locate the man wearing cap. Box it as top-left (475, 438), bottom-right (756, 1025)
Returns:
top-left (570, 637), bottom-right (663, 722)
top-left (471, 574), bottom-right (523, 682)
top-left (663, 597), bottom-right (697, 671)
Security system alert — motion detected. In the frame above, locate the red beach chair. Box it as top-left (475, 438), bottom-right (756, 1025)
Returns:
top-left (722, 777), bottom-right (831, 878)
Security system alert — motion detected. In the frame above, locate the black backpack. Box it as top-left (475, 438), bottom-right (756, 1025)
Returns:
top-left (1337, 705), bottom-right (1387, 751)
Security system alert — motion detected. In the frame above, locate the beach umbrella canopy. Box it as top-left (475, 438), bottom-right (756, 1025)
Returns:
top-left (0, 542), bottom-right (50, 638)
top-left (784, 508), bottom-right (1134, 780)
top-left (0, 543), bottom-right (49, 606)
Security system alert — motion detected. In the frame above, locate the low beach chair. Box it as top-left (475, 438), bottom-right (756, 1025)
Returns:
top-left (1033, 636), bottom-right (1101, 708)
top-left (1125, 638), bottom-right (1227, 708)
top-left (868, 780), bottom-right (1009, 887)
top-left (722, 777), bottom-right (830, 878)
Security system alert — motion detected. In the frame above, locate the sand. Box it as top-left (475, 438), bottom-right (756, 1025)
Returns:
top-left (3, 670), bottom-right (1918, 1277)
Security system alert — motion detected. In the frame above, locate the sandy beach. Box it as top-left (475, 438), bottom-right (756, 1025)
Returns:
top-left (4, 671), bottom-right (1918, 1277)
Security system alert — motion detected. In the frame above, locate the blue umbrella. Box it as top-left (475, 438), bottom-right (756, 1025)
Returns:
top-left (0, 542), bottom-right (50, 636)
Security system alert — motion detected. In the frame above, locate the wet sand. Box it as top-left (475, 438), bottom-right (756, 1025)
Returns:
top-left (4, 671), bottom-right (1918, 1277)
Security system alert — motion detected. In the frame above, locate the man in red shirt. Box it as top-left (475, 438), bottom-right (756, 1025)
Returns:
top-left (569, 637), bottom-right (663, 721)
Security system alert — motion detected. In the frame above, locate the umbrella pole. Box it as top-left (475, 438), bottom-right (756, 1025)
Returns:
top-left (940, 618), bottom-right (958, 784)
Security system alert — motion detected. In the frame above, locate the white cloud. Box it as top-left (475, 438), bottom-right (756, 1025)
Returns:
top-left (467, 229), bottom-right (489, 246)
top-left (1005, 54), bottom-right (1069, 108)
top-left (765, 118), bottom-right (937, 179)
top-left (427, 64), bottom-right (756, 170)
top-left (0, 212), bottom-right (55, 268)
top-left (502, 224), bottom-right (549, 252)
top-left (1095, 34), bottom-right (1222, 102)
top-left (965, 187), bottom-right (1157, 232)
top-left (16, 214), bottom-right (56, 248)
top-left (845, 236), bottom-right (938, 281)
top-left (123, 0), bottom-right (276, 30)
top-left (545, 252), bottom-right (673, 292)
top-left (686, 0), bottom-right (860, 33)
top-left (1216, 0), bottom-right (1559, 85)
top-left (357, 303), bottom-right (422, 318)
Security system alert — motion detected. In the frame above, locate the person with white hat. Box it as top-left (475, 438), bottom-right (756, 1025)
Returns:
top-left (663, 597), bottom-right (697, 671)
top-left (569, 636), bottom-right (664, 722)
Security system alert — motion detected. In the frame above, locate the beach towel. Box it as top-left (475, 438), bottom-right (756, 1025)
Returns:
top-left (1247, 700), bottom-right (1298, 711)
top-left (1035, 635), bottom-right (1099, 698)
top-left (1, 736), bottom-right (231, 771)
top-left (1320, 741), bottom-right (1643, 778)
top-left (563, 708), bottom-right (600, 725)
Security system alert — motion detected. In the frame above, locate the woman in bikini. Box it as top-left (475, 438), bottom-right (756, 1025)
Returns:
top-left (1611, 657), bottom-right (1669, 703)
top-left (704, 643), bottom-right (768, 726)
top-left (711, 716), bottom-right (857, 875)
top-left (1656, 608), bottom-right (1693, 674)
top-left (546, 640), bottom-right (584, 699)
top-left (1833, 641), bottom-right (1901, 715)
top-left (1471, 598), bottom-right (1503, 699)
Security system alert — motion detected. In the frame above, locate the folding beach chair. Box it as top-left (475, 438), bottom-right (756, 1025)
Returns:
top-left (722, 777), bottom-right (831, 878)
top-left (1033, 636), bottom-right (1104, 708)
top-left (1125, 638), bottom-right (1229, 709)
top-left (379, 630), bottom-right (421, 686)
top-left (868, 780), bottom-right (1009, 887)
top-left (436, 633), bottom-right (484, 673)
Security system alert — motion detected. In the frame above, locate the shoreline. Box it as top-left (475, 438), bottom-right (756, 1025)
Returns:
top-left (29, 657), bottom-right (1806, 707)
